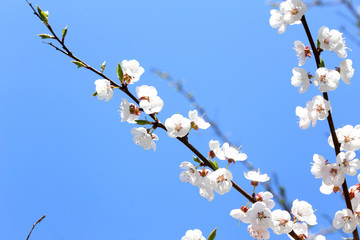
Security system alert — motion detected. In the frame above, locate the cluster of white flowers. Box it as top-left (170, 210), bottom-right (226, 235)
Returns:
top-left (179, 162), bottom-right (233, 201)
top-left (318, 26), bottom-right (347, 58)
top-left (295, 95), bottom-right (331, 129)
top-left (269, 0), bottom-right (307, 34)
top-left (208, 140), bottom-right (247, 163)
top-left (136, 85), bottom-right (164, 114)
top-left (230, 198), bottom-right (316, 239)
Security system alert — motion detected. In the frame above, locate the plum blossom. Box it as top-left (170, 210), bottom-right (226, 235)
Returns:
top-left (293, 41), bottom-right (311, 66)
top-left (230, 206), bottom-right (250, 223)
top-left (130, 127), bottom-right (158, 151)
top-left (306, 95), bottom-right (331, 127)
top-left (197, 168), bottom-right (214, 201)
top-left (94, 79), bottom-right (113, 101)
top-left (291, 199), bottom-right (317, 225)
top-left (119, 98), bottom-right (141, 123)
top-left (165, 114), bottom-right (191, 138)
top-left (181, 229), bottom-right (206, 240)
top-left (318, 26), bottom-right (347, 58)
top-left (328, 125), bottom-right (360, 151)
top-left (340, 59), bottom-right (355, 85)
top-left (313, 67), bottom-right (340, 92)
top-left (332, 209), bottom-right (357, 233)
top-left (121, 59), bottom-right (144, 84)
top-left (208, 168), bottom-right (233, 195)
top-left (295, 106), bottom-right (311, 129)
top-left (319, 182), bottom-right (338, 195)
top-left (322, 163), bottom-right (345, 186)
top-left (179, 162), bottom-right (200, 186)
top-left (269, 9), bottom-right (287, 34)
top-left (208, 140), bottom-right (225, 159)
top-left (271, 209), bottom-right (294, 235)
top-left (291, 68), bottom-right (310, 93)
top-left (188, 110), bottom-right (210, 130)
top-left (336, 151), bottom-right (360, 176)
top-left (244, 169), bottom-right (270, 186)
top-left (290, 223), bottom-right (308, 240)
top-left (136, 85), bottom-right (164, 114)
top-left (248, 225), bottom-right (270, 240)
top-left (255, 192), bottom-right (275, 210)
top-left (311, 154), bottom-right (328, 179)
top-left (314, 235), bottom-right (326, 240)
top-left (222, 142), bottom-right (247, 162)
top-left (280, 0), bottom-right (307, 25)
top-left (246, 202), bottom-right (272, 228)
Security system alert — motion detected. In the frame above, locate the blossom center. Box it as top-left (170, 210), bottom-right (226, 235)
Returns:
top-left (290, 8), bottom-right (299, 15)
top-left (257, 211), bottom-right (266, 220)
top-left (344, 135), bottom-right (354, 143)
top-left (279, 218), bottom-right (288, 226)
top-left (329, 168), bottom-right (338, 176)
top-left (175, 124), bottom-right (183, 132)
top-left (315, 104), bottom-right (325, 113)
top-left (320, 74), bottom-right (327, 83)
top-left (217, 174), bottom-right (227, 183)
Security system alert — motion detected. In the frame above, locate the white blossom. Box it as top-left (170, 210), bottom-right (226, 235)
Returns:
top-left (230, 206), bottom-right (250, 223)
top-left (130, 127), bottom-right (158, 151)
top-left (247, 202), bottom-right (272, 228)
top-left (165, 114), bottom-right (191, 138)
top-left (271, 209), bottom-right (294, 235)
top-left (313, 67), bottom-right (340, 92)
top-left (290, 223), bottom-right (308, 240)
top-left (328, 125), bottom-right (360, 151)
top-left (280, 0), bottom-right (307, 25)
top-left (248, 225), bottom-right (270, 240)
top-left (314, 235), bottom-right (326, 240)
top-left (197, 168), bottom-right (214, 201)
top-left (306, 95), bottom-right (331, 127)
top-left (136, 85), bottom-right (164, 114)
top-left (340, 59), bottom-right (355, 85)
top-left (291, 68), bottom-right (310, 93)
top-left (269, 9), bottom-right (287, 34)
top-left (293, 41), bottom-right (311, 66)
top-left (208, 168), bottom-right (233, 195)
top-left (319, 182), bottom-right (336, 195)
top-left (323, 163), bottom-right (345, 186)
top-left (121, 59), bottom-right (144, 84)
top-left (188, 110), bottom-right (210, 130)
top-left (222, 142), bottom-right (247, 162)
top-left (291, 199), bottom-right (317, 225)
top-left (256, 192), bottom-right (275, 210)
top-left (181, 229), bottom-right (206, 240)
top-left (318, 26), bottom-right (347, 58)
top-left (244, 169), bottom-right (270, 186)
top-left (295, 106), bottom-right (311, 129)
top-left (119, 98), bottom-right (141, 123)
top-left (333, 209), bottom-right (357, 234)
top-left (336, 151), bottom-right (360, 176)
top-left (179, 162), bottom-right (200, 186)
top-left (208, 140), bottom-right (226, 160)
top-left (311, 154), bottom-right (328, 179)
top-left (94, 79), bottom-right (113, 102)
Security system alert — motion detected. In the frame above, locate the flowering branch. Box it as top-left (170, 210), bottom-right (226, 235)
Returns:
top-left (300, 15), bottom-right (360, 240)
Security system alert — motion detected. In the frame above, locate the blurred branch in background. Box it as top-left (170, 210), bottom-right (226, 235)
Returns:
top-left (26, 215), bottom-right (46, 240)
top-left (152, 68), bottom-right (292, 212)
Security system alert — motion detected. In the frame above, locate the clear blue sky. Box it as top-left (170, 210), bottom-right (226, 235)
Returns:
top-left (1, 1), bottom-right (360, 240)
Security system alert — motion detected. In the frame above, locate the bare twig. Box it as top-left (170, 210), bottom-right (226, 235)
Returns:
top-left (26, 215), bottom-right (46, 240)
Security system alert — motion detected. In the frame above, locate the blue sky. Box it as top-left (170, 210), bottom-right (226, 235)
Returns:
top-left (1, 1), bottom-right (360, 240)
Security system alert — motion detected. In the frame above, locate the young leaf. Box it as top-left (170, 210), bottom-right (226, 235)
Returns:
top-left (317, 39), bottom-right (321, 48)
top-left (319, 58), bottom-right (325, 68)
top-left (37, 34), bottom-right (53, 39)
top-left (62, 25), bottom-right (68, 41)
top-left (91, 91), bottom-right (98, 97)
top-left (207, 228), bottom-right (217, 240)
top-left (135, 120), bottom-right (152, 125)
top-left (37, 5), bottom-right (49, 24)
top-left (72, 61), bottom-right (85, 68)
top-left (117, 63), bottom-right (124, 83)
top-left (209, 160), bottom-right (219, 170)
top-left (100, 61), bottom-right (106, 71)
top-left (193, 156), bottom-right (201, 164)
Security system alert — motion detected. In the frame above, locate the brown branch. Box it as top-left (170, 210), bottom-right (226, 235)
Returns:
top-left (301, 15), bottom-right (359, 240)
top-left (26, 1), bottom-right (302, 239)
top-left (26, 215), bottom-right (46, 240)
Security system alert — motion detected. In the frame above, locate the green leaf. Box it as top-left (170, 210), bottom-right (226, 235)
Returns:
top-left (117, 63), bottom-right (124, 83)
top-left (91, 91), bottom-right (98, 97)
top-left (62, 25), bottom-right (68, 39)
top-left (317, 39), bottom-right (321, 48)
top-left (37, 34), bottom-right (53, 39)
top-left (135, 120), bottom-right (152, 126)
top-left (207, 228), bottom-right (217, 240)
top-left (100, 61), bottom-right (106, 71)
top-left (72, 61), bottom-right (85, 68)
top-left (193, 156), bottom-right (201, 164)
top-left (319, 58), bottom-right (325, 68)
top-left (37, 5), bottom-right (49, 24)
top-left (209, 160), bottom-right (219, 170)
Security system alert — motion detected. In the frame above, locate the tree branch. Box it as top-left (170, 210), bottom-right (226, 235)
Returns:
top-left (26, 215), bottom-right (46, 240)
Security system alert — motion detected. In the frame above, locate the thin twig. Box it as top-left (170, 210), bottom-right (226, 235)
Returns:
top-left (26, 215), bottom-right (46, 240)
